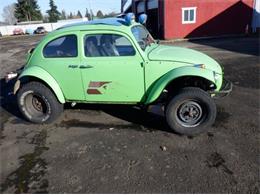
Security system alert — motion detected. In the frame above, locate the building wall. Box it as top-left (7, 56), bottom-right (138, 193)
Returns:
top-left (164, 0), bottom-right (254, 39)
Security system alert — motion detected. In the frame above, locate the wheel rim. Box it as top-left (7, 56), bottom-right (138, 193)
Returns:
top-left (176, 100), bottom-right (204, 127)
top-left (24, 93), bottom-right (48, 118)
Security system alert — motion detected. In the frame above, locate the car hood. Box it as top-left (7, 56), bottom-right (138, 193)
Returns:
top-left (148, 44), bottom-right (222, 74)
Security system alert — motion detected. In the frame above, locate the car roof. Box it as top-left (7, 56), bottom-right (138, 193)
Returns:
top-left (59, 18), bottom-right (128, 29)
top-left (52, 17), bottom-right (138, 34)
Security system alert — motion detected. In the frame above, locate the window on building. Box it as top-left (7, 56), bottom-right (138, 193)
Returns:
top-left (137, 1), bottom-right (145, 13)
top-left (43, 35), bottom-right (78, 58)
top-left (147, 0), bottom-right (158, 10)
top-left (182, 7), bottom-right (197, 24)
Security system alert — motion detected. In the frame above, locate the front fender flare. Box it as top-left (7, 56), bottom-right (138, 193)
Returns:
top-left (144, 66), bottom-right (218, 104)
top-left (17, 66), bottom-right (65, 104)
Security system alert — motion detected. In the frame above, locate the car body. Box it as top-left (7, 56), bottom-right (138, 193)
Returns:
top-left (13, 28), bottom-right (24, 35)
top-left (34, 26), bottom-right (47, 34)
top-left (9, 14), bottom-right (232, 135)
top-left (25, 28), bottom-right (34, 35)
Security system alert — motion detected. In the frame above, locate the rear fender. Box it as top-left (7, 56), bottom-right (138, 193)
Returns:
top-left (16, 66), bottom-right (65, 104)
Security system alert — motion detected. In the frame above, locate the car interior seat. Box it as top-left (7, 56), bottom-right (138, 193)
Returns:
top-left (85, 36), bottom-right (102, 57)
top-left (100, 35), bottom-right (119, 56)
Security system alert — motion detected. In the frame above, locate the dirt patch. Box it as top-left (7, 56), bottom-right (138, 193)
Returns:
top-left (206, 152), bottom-right (233, 175)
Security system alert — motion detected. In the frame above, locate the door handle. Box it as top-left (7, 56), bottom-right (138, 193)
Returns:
top-left (79, 65), bottom-right (93, 69)
top-left (68, 65), bottom-right (78, 68)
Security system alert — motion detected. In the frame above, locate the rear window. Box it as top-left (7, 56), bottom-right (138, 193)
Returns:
top-left (43, 35), bottom-right (78, 58)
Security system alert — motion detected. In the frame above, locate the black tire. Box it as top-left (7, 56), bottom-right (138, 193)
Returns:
top-left (17, 81), bottom-right (63, 123)
top-left (165, 87), bottom-right (216, 136)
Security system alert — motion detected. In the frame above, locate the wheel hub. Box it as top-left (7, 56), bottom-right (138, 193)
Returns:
top-left (24, 93), bottom-right (48, 118)
top-left (32, 96), bottom-right (43, 112)
top-left (177, 100), bottom-right (203, 127)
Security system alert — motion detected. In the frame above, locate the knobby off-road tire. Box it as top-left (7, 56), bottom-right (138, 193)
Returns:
top-left (165, 87), bottom-right (216, 136)
top-left (17, 81), bottom-right (63, 123)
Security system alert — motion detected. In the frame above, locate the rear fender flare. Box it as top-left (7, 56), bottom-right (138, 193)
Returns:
top-left (16, 66), bottom-right (65, 104)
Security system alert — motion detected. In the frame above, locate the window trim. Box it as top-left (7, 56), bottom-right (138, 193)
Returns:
top-left (83, 33), bottom-right (137, 58)
top-left (43, 34), bottom-right (78, 58)
top-left (182, 7), bottom-right (197, 24)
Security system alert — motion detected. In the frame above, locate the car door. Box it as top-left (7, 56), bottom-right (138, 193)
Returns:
top-left (40, 32), bottom-right (85, 101)
top-left (79, 31), bottom-right (145, 103)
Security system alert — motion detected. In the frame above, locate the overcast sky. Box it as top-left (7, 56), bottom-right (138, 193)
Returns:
top-left (0, 0), bottom-right (130, 22)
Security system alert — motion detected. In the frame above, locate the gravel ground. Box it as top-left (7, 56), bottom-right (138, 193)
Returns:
top-left (0, 35), bottom-right (259, 193)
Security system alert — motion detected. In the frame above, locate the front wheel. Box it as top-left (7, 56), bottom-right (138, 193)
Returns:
top-left (17, 81), bottom-right (63, 123)
top-left (165, 87), bottom-right (216, 136)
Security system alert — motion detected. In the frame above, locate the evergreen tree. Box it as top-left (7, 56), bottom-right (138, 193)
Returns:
top-left (68, 12), bottom-right (73, 19)
top-left (96, 10), bottom-right (103, 18)
top-left (90, 9), bottom-right (94, 20)
top-left (46, 0), bottom-right (60, 22)
top-left (15, 0), bottom-right (42, 22)
top-left (103, 11), bottom-right (117, 18)
top-left (85, 8), bottom-right (91, 20)
top-left (61, 9), bottom-right (66, 20)
top-left (76, 10), bottom-right (82, 18)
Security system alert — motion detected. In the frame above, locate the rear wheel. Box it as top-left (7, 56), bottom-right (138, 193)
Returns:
top-left (17, 82), bottom-right (63, 123)
top-left (165, 87), bottom-right (216, 135)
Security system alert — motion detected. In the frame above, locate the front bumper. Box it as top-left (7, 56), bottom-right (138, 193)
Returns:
top-left (209, 78), bottom-right (232, 98)
top-left (5, 72), bottom-right (18, 83)
top-left (5, 66), bottom-right (24, 83)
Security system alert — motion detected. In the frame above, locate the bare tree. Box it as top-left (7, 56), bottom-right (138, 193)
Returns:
top-left (2, 4), bottom-right (17, 24)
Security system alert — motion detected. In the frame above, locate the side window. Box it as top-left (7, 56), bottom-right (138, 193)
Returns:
top-left (43, 35), bottom-right (78, 58)
top-left (84, 34), bottom-right (135, 57)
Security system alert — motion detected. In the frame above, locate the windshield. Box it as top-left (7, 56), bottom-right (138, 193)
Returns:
top-left (131, 25), bottom-right (155, 51)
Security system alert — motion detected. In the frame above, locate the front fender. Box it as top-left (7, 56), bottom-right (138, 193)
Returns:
top-left (17, 66), bottom-right (65, 104)
top-left (144, 66), bottom-right (221, 104)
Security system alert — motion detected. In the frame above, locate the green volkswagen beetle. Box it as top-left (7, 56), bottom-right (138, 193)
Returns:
top-left (8, 13), bottom-right (232, 135)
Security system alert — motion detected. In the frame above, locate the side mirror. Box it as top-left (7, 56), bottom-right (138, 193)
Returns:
top-left (138, 14), bottom-right (147, 24)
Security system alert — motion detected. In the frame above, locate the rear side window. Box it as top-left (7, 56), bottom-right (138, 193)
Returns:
top-left (84, 34), bottom-right (136, 57)
top-left (43, 35), bottom-right (78, 58)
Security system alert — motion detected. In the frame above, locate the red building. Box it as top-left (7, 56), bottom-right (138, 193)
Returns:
top-left (124, 0), bottom-right (255, 39)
